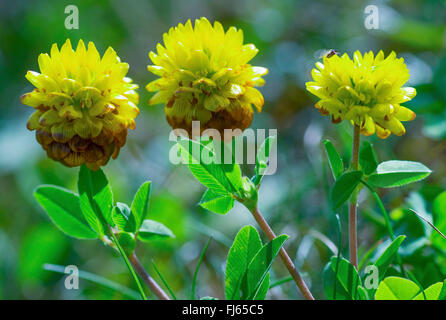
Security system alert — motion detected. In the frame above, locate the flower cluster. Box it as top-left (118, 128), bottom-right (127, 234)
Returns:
top-left (146, 17), bottom-right (268, 138)
top-left (306, 51), bottom-right (416, 138)
top-left (21, 39), bottom-right (139, 170)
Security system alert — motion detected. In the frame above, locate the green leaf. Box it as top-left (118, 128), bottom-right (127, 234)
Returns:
top-left (413, 282), bottom-right (445, 300)
top-left (116, 231), bottom-right (136, 254)
top-left (323, 257), bottom-right (362, 300)
top-left (323, 261), bottom-right (346, 300)
top-left (214, 141), bottom-right (244, 192)
top-left (152, 261), bottom-right (177, 300)
top-left (221, 162), bottom-right (244, 193)
top-left (130, 181), bottom-right (151, 230)
top-left (367, 161), bottom-right (432, 188)
top-left (34, 185), bottom-right (97, 239)
top-left (177, 139), bottom-right (236, 195)
top-left (433, 191), bottom-right (446, 217)
top-left (205, 140), bottom-right (244, 193)
top-left (330, 171), bottom-right (363, 210)
top-left (375, 276), bottom-right (420, 300)
top-left (357, 286), bottom-right (370, 300)
top-left (359, 141), bottom-right (379, 175)
top-left (374, 235), bottom-right (406, 281)
top-left (432, 191), bottom-right (446, 249)
top-left (407, 192), bottom-right (433, 237)
top-left (324, 140), bottom-right (344, 179)
top-left (199, 189), bottom-right (234, 215)
top-left (78, 165), bottom-right (114, 236)
top-left (137, 219), bottom-right (174, 242)
top-left (225, 226), bottom-right (263, 300)
top-left (253, 273), bottom-right (270, 300)
top-left (243, 234), bottom-right (288, 299)
top-left (112, 202), bottom-right (136, 233)
top-left (439, 280), bottom-right (446, 300)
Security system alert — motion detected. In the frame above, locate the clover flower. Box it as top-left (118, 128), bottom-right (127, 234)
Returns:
top-left (146, 17), bottom-right (267, 138)
top-left (21, 39), bottom-right (139, 170)
top-left (306, 51), bottom-right (416, 138)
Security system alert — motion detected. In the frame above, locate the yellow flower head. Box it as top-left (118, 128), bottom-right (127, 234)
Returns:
top-left (21, 39), bottom-right (139, 170)
top-left (306, 51), bottom-right (416, 139)
top-left (146, 17), bottom-right (268, 138)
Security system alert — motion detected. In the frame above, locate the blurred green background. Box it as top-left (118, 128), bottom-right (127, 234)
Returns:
top-left (0, 0), bottom-right (445, 299)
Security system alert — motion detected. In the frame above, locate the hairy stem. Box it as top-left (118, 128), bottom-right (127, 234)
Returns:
top-left (129, 253), bottom-right (171, 300)
top-left (349, 125), bottom-right (361, 269)
top-left (249, 206), bottom-right (315, 300)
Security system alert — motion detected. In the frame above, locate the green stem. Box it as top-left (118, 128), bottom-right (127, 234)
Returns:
top-left (333, 213), bottom-right (342, 300)
top-left (361, 181), bottom-right (408, 276)
top-left (248, 206), bottom-right (315, 300)
top-left (349, 125), bottom-right (361, 269)
top-left (109, 231), bottom-right (147, 300)
top-left (361, 181), bottom-right (394, 240)
top-left (190, 237), bottom-right (212, 300)
top-left (152, 260), bottom-right (177, 300)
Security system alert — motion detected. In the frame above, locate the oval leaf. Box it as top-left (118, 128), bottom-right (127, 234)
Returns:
top-left (359, 141), bottom-right (379, 175)
top-left (199, 189), bottom-right (234, 215)
top-left (375, 276), bottom-right (420, 300)
top-left (213, 140), bottom-right (244, 192)
top-left (330, 171), bottom-right (363, 210)
top-left (243, 234), bottom-right (288, 299)
top-left (225, 225), bottom-right (262, 300)
top-left (323, 256), bottom-right (361, 300)
top-left (413, 282), bottom-right (445, 300)
top-left (112, 202), bottom-right (136, 233)
top-left (432, 191), bottom-right (446, 249)
top-left (253, 273), bottom-right (270, 300)
top-left (177, 139), bottom-right (235, 195)
top-left (137, 219), bottom-right (174, 242)
top-left (324, 140), bottom-right (344, 179)
top-left (34, 185), bottom-right (97, 239)
top-left (78, 165), bottom-right (114, 235)
top-left (368, 161), bottom-right (432, 188)
top-left (357, 286), bottom-right (370, 300)
top-left (374, 235), bottom-right (406, 281)
top-left (131, 181), bottom-right (151, 229)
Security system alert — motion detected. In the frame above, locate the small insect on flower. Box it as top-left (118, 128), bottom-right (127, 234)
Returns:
top-left (146, 17), bottom-right (268, 140)
top-left (306, 51), bottom-right (416, 139)
top-left (326, 49), bottom-right (338, 58)
top-left (21, 39), bottom-right (139, 170)
top-left (314, 49), bottom-right (338, 59)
